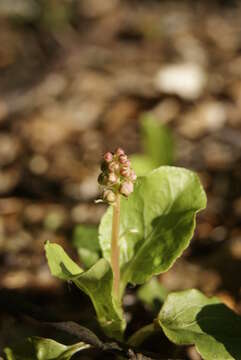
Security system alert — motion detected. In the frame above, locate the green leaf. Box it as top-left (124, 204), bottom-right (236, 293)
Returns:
top-left (158, 289), bottom-right (241, 360)
top-left (99, 166), bottom-right (206, 293)
top-left (141, 115), bottom-right (174, 167)
top-left (45, 242), bottom-right (125, 340)
top-left (4, 337), bottom-right (90, 360)
top-left (137, 277), bottom-right (168, 312)
top-left (73, 225), bottom-right (100, 269)
top-left (131, 115), bottom-right (174, 176)
top-left (45, 241), bottom-right (83, 280)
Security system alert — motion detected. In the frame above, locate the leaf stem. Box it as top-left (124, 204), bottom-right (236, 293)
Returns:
top-left (127, 323), bottom-right (156, 347)
top-left (111, 193), bottom-right (121, 298)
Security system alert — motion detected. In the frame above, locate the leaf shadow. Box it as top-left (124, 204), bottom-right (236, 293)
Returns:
top-left (60, 262), bottom-right (81, 280)
top-left (196, 303), bottom-right (241, 359)
top-left (132, 210), bottom-right (191, 254)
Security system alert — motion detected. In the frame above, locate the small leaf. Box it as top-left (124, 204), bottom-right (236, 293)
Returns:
top-left (137, 277), bottom-right (168, 312)
top-left (45, 242), bottom-right (126, 340)
top-left (45, 241), bottom-right (83, 280)
top-left (4, 337), bottom-right (90, 360)
top-left (131, 115), bottom-right (174, 176)
top-left (73, 225), bottom-right (100, 269)
top-left (158, 289), bottom-right (241, 360)
top-left (99, 166), bottom-right (206, 293)
top-left (141, 114), bottom-right (174, 167)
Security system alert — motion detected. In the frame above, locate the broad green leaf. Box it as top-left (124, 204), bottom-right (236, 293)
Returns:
top-left (4, 337), bottom-right (90, 360)
top-left (137, 277), bottom-right (168, 312)
top-left (73, 225), bottom-right (100, 269)
top-left (131, 115), bottom-right (174, 176)
top-left (158, 289), bottom-right (241, 360)
top-left (45, 242), bottom-right (125, 340)
top-left (99, 166), bottom-right (206, 293)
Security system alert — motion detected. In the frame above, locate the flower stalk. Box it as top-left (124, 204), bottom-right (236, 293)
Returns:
top-left (111, 193), bottom-right (121, 297)
top-left (98, 148), bottom-right (136, 298)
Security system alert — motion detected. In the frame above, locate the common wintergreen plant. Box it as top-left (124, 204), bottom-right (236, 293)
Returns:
top-left (5, 149), bottom-right (241, 360)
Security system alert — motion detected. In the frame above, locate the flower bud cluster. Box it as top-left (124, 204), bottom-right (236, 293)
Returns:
top-left (98, 148), bottom-right (137, 204)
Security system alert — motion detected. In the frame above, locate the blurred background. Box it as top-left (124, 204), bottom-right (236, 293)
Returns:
top-left (0, 0), bottom-right (241, 359)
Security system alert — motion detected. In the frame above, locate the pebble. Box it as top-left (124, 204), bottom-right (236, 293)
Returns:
top-left (178, 101), bottom-right (226, 139)
top-left (0, 167), bottom-right (20, 194)
top-left (162, 259), bottom-right (221, 294)
top-left (233, 198), bottom-right (241, 218)
top-left (78, 171), bottom-right (100, 201)
top-left (155, 63), bottom-right (207, 100)
top-left (29, 155), bottom-right (48, 175)
top-left (78, 0), bottom-right (119, 18)
top-left (151, 99), bottom-right (180, 124)
top-left (24, 203), bottom-right (46, 224)
top-left (0, 197), bottom-right (23, 215)
top-left (230, 237), bottom-right (241, 260)
top-left (187, 346), bottom-right (201, 360)
top-left (71, 203), bottom-right (105, 224)
top-left (203, 141), bottom-right (233, 170)
top-left (0, 134), bottom-right (20, 166)
top-left (0, 0), bottom-right (40, 20)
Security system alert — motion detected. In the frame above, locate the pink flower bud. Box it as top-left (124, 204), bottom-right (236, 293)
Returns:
top-left (97, 148), bottom-right (135, 202)
top-left (104, 152), bottom-right (113, 163)
top-left (119, 154), bottom-right (128, 164)
top-left (115, 147), bottom-right (125, 156)
top-left (103, 190), bottom-right (116, 203)
top-left (120, 167), bottom-right (130, 177)
top-left (120, 181), bottom-right (134, 197)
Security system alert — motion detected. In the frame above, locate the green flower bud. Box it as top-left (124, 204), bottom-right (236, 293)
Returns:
top-left (103, 189), bottom-right (116, 203)
top-left (98, 173), bottom-right (104, 185)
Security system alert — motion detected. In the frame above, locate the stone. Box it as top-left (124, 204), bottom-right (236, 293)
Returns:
top-left (155, 63), bottom-right (207, 100)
